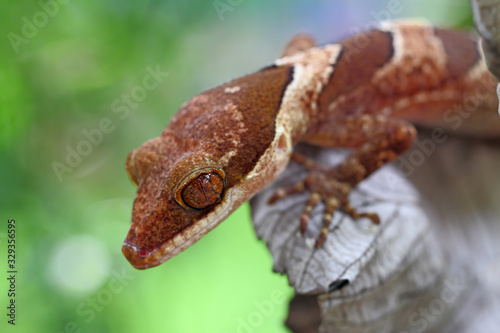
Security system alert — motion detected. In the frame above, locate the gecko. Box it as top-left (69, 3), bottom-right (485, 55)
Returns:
top-left (122, 20), bottom-right (499, 269)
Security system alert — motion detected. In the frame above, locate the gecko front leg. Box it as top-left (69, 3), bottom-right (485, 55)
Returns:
top-left (269, 115), bottom-right (417, 247)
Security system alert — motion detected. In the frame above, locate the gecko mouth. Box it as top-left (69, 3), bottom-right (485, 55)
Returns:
top-left (122, 188), bottom-right (235, 269)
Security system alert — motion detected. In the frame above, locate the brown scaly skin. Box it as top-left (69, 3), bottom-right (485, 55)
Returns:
top-left (123, 20), bottom-right (499, 269)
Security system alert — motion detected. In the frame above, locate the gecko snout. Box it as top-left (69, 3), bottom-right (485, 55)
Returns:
top-left (122, 242), bottom-right (155, 270)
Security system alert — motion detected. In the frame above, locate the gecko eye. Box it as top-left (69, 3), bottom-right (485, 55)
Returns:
top-left (179, 172), bottom-right (225, 210)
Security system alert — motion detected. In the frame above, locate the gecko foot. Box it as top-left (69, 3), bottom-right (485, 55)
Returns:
top-left (268, 154), bottom-right (380, 248)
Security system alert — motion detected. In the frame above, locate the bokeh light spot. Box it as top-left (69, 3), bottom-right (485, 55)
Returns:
top-left (47, 235), bottom-right (111, 294)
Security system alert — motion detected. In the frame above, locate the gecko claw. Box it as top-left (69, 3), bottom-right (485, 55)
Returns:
top-left (314, 229), bottom-right (328, 248)
top-left (343, 203), bottom-right (380, 225)
top-left (267, 180), bottom-right (305, 204)
top-left (300, 214), bottom-right (309, 235)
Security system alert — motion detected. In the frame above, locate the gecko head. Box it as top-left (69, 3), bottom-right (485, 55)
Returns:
top-left (121, 136), bottom-right (249, 269)
top-left (122, 66), bottom-right (295, 269)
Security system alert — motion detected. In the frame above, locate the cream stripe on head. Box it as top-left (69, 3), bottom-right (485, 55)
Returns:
top-left (244, 44), bottom-right (343, 183)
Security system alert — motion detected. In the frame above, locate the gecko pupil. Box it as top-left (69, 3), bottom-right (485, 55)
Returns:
top-left (181, 172), bottom-right (224, 209)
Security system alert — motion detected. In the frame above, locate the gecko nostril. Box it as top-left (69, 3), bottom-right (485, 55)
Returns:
top-left (138, 249), bottom-right (148, 257)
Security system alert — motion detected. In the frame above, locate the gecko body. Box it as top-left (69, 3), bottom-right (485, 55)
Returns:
top-left (123, 21), bottom-right (499, 269)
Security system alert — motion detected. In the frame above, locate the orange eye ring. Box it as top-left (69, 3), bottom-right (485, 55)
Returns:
top-left (174, 168), bottom-right (226, 210)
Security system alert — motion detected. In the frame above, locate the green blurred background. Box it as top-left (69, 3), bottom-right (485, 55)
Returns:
top-left (0, 0), bottom-right (473, 332)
